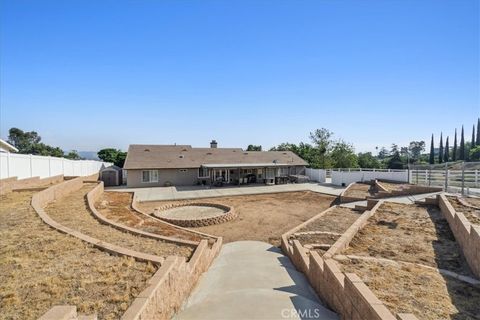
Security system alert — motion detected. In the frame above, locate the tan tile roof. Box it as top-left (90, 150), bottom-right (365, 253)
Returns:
top-left (123, 144), bottom-right (307, 169)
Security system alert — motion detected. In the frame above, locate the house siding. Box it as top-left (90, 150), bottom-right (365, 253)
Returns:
top-left (126, 168), bottom-right (198, 188)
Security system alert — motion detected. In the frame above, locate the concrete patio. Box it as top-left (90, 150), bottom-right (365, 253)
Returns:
top-left (106, 182), bottom-right (345, 202)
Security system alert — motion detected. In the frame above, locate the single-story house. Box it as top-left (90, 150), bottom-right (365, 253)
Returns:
top-left (123, 141), bottom-right (307, 188)
top-left (0, 139), bottom-right (19, 153)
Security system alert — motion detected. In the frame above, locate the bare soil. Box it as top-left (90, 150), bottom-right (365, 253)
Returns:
top-left (297, 207), bottom-right (362, 234)
top-left (463, 197), bottom-right (480, 208)
top-left (378, 181), bottom-right (409, 192)
top-left (339, 259), bottom-right (480, 320)
top-left (96, 192), bottom-right (204, 242)
top-left (344, 202), bottom-right (470, 274)
top-left (343, 183), bottom-right (374, 199)
top-left (46, 183), bottom-right (193, 259)
top-left (447, 196), bottom-right (480, 226)
top-left (0, 190), bottom-right (156, 320)
top-left (339, 202), bottom-right (478, 319)
top-left (139, 191), bottom-right (337, 246)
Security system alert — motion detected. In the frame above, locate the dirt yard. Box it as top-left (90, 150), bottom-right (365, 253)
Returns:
top-left (343, 183), bottom-right (374, 199)
top-left (339, 258), bottom-right (480, 320)
top-left (289, 206), bottom-right (362, 255)
top-left (377, 181), bottom-right (409, 192)
top-left (96, 192), bottom-right (205, 242)
top-left (338, 202), bottom-right (478, 319)
top-left (0, 190), bottom-right (156, 320)
top-left (139, 191), bottom-right (337, 246)
top-left (46, 183), bottom-right (194, 259)
top-left (447, 196), bottom-right (480, 226)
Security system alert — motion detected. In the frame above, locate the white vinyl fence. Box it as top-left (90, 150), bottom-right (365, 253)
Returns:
top-left (305, 168), bottom-right (326, 183)
top-left (0, 152), bottom-right (112, 179)
top-left (331, 168), bottom-right (408, 186)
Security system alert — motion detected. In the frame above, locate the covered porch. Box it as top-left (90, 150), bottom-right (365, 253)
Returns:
top-left (197, 163), bottom-right (303, 186)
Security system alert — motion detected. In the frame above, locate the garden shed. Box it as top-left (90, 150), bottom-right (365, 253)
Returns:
top-left (100, 165), bottom-right (122, 186)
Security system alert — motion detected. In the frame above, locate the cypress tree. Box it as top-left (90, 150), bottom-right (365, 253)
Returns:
top-left (438, 133), bottom-right (443, 163)
top-left (459, 126), bottom-right (465, 161)
top-left (472, 124), bottom-right (476, 147)
top-left (429, 134), bottom-right (435, 164)
top-left (477, 118), bottom-right (480, 146)
top-left (444, 136), bottom-right (449, 163)
top-left (453, 129), bottom-right (458, 161)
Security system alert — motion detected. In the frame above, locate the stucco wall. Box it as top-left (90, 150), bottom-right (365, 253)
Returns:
top-left (126, 168), bottom-right (198, 188)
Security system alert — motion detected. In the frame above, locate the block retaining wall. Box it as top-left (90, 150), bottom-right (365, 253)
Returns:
top-left (132, 197), bottom-right (218, 240)
top-left (339, 182), bottom-right (370, 203)
top-left (281, 202), bottom-right (419, 320)
top-left (121, 238), bottom-right (223, 320)
top-left (31, 174), bottom-right (164, 264)
top-left (87, 183), bottom-right (199, 246)
top-left (371, 181), bottom-right (442, 199)
top-left (438, 194), bottom-right (480, 278)
top-left (0, 175), bottom-right (64, 195)
top-left (153, 202), bottom-right (237, 227)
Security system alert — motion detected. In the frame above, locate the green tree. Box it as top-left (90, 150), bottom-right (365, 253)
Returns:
top-left (309, 128), bottom-right (333, 168)
top-left (387, 150), bottom-right (404, 169)
top-left (97, 148), bottom-right (127, 167)
top-left (477, 118), bottom-right (480, 146)
top-left (429, 134), bottom-right (435, 164)
top-left (357, 152), bottom-right (380, 168)
top-left (453, 129), bottom-right (458, 161)
top-left (7, 128), bottom-right (41, 153)
top-left (246, 145), bottom-right (262, 151)
top-left (65, 150), bottom-right (82, 160)
top-left (408, 141), bottom-right (425, 163)
top-left (444, 136), bottom-right (449, 163)
top-left (459, 126), bottom-right (465, 160)
top-left (473, 124), bottom-right (476, 147)
top-left (330, 141), bottom-right (358, 168)
top-left (438, 133), bottom-right (443, 164)
top-left (377, 147), bottom-right (389, 160)
top-left (470, 145), bottom-right (480, 161)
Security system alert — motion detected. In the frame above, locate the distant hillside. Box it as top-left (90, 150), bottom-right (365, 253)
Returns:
top-left (78, 151), bottom-right (100, 160)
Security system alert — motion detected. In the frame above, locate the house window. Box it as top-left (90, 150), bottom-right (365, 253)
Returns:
top-left (198, 167), bottom-right (209, 177)
top-left (141, 170), bottom-right (158, 183)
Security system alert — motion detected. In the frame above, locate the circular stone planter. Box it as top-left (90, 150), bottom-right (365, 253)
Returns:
top-left (153, 202), bottom-right (237, 227)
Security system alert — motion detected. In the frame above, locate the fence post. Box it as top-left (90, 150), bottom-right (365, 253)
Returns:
top-left (461, 162), bottom-right (465, 195)
top-left (444, 162), bottom-right (448, 191)
top-left (29, 154), bottom-right (33, 178)
top-left (428, 166), bottom-right (431, 186)
top-left (7, 152), bottom-right (11, 178)
top-left (475, 169), bottom-right (478, 188)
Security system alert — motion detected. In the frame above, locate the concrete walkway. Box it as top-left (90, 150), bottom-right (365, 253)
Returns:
top-left (107, 182), bottom-right (345, 202)
top-left (175, 241), bottom-right (338, 320)
top-left (339, 191), bottom-right (442, 208)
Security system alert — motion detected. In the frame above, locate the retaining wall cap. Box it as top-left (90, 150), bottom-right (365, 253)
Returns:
top-left (38, 306), bottom-right (77, 320)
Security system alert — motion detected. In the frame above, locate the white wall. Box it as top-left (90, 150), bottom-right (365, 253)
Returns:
top-left (331, 170), bottom-right (408, 186)
top-left (305, 168), bottom-right (326, 183)
top-left (0, 153), bottom-right (112, 179)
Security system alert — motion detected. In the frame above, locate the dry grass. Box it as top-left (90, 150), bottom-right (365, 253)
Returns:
top-left (378, 181), bottom-right (409, 192)
top-left (447, 196), bottom-right (480, 226)
top-left (0, 190), bottom-right (156, 320)
top-left (96, 192), bottom-right (204, 242)
top-left (339, 202), bottom-right (478, 319)
top-left (339, 259), bottom-right (480, 320)
top-left (297, 207), bottom-right (361, 234)
top-left (344, 202), bottom-right (471, 275)
top-left (139, 191), bottom-right (336, 246)
top-left (343, 183), bottom-right (374, 199)
top-left (45, 183), bottom-right (194, 259)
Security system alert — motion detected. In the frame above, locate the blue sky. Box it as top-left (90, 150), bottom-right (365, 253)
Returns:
top-left (1, 0), bottom-right (478, 153)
